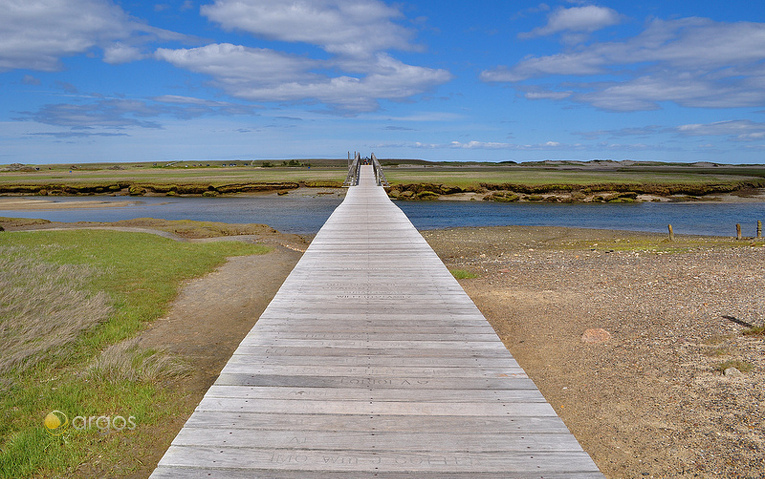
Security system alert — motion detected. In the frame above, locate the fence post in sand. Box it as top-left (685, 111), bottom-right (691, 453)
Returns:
top-left (736, 223), bottom-right (742, 240)
top-left (668, 224), bottom-right (674, 242)
top-left (757, 220), bottom-right (762, 239)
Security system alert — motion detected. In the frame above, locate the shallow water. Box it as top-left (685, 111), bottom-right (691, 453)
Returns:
top-left (1, 195), bottom-right (764, 237)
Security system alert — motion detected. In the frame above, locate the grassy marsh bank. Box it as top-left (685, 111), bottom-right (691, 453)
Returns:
top-left (2, 160), bottom-right (765, 202)
top-left (0, 227), bottom-right (268, 478)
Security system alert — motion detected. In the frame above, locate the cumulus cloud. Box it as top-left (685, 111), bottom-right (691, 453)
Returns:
top-left (676, 120), bottom-right (765, 141)
top-left (519, 5), bottom-right (621, 40)
top-left (200, 0), bottom-right (414, 57)
top-left (482, 17), bottom-right (765, 111)
top-left (0, 0), bottom-right (194, 72)
top-left (0, 0), bottom-right (131, 71)
top-left (155, 44), bottom-right (451, 112)
top-left (155, 43), bottom-right (318, 86)
top-left (149, 0), bottom-right (452, 112)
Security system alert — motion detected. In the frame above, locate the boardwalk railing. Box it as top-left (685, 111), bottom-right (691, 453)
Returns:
top-left (343, 151), bottom-right (361, 187)
top-left (371, 153), bottom-right (389, 187)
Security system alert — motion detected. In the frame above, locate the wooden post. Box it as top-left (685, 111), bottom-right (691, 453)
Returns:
top-left (736, 223), bottom-right (742, 240)
top-left (668, 224), bottom-right (674, 241)
top-left (758, 220), bottom-right (762, 239)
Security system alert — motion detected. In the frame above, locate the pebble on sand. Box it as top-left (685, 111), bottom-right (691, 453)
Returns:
top-left (581, 328), bottom-right (611, 344)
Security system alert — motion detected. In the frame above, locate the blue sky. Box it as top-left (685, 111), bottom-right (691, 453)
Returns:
top-left (2, 0), bottom-right (765, 164)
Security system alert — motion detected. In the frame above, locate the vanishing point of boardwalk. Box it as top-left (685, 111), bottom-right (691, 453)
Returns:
top-left (151, 163), bottom-right (604, 478)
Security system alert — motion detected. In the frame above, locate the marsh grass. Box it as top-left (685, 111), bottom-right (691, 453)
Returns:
top-left (0, 166), bottom-right (346, 186)
top-left (383, 167), bottom-right (764, 189)
top-left (112, 217), bottom-right (279, 239)
top-left (87, 338), bottom-right (189, 384)
top-left (0, 248), bottom-right (112, 383)
top-left (0, 230), bottom-right (268, 478)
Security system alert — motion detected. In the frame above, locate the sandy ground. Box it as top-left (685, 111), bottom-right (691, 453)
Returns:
top-left (423, 226), bottom-right (765, 478)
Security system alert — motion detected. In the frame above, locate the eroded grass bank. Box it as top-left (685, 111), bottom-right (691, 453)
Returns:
top-left (2, 164), bottom-right (765, 202)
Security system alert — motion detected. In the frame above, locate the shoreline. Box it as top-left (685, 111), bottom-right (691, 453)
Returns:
top-left (2, 187), bottom-right (765, 212)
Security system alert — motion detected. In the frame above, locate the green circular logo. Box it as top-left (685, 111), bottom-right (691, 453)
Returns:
top-left (44, 410), bottom-right (69, 436)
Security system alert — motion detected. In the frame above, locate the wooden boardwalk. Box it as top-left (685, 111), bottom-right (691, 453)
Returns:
top-left (151, 165), bottom-right (604, 478)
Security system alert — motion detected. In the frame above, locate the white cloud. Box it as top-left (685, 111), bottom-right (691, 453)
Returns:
top-left (155, 43), bottom-right (318, 86)
top-left (412, 140), bottom-right (579, 150)
top-left (201, 0), bottom-right (414, 57)
top-left (524, 90), bottom-right (572, 100)
top-left (519, 5), bottom-right (621, 40)
top-left (482, 17), bottom-right (765, 111)
top-left (155, 44), bottom-right (451, 112)
top-left (154, 1), bottom-right (450, 112)
top-left (0, 0), bottom-right (132, 71)
top-left (676, 120), bottom-right (765, 141)
top-left (103, 43), bottom-right (144, 64)
top-left (0, 0), bottom-right (195, 71)
top-left (450, 140), bottom-right (512, 149)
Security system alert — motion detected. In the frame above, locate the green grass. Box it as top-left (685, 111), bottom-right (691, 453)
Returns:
top-left (0, 230), bottom-right (269, 478)
top-left (0, 166), bottom-right (346, 186)
top-left (383, 167), bottom-right (763, 188)
top-left (714, 359), bottom-right (754, 374)
top-left (450, 269), bottom-right (478, 279)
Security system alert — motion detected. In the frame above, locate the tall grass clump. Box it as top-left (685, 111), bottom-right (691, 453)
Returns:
top-left (0, 247), bottom-right (112, 385)
top-left (87, 338), bottom-right (189, 383)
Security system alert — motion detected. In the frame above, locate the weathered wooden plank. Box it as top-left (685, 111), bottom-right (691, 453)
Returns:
top-left (252, 323), bottom-right (498, 334)
top-left (212, 373), bottom-right (537, 390)
top-left (225, 355), bottom-right (521, 369)
top-left (156, 446), bottom-right (602, 474)
top-left (193, 396), bottom-right (556, 416)
top-left (219, 363), bottom-right (526, 378)
top-left (151, 469), bottom-right (606, 479)
top-left (232, 346), bottom-right (514, 358)
top-left (170, 428), bottom-right (587, 453)
top-left (202, 385), bottom-right (546, 402)
top-left (245, 332), bottom-right (501, 341)
top-left (180, 411), bottom-right (572, 434)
